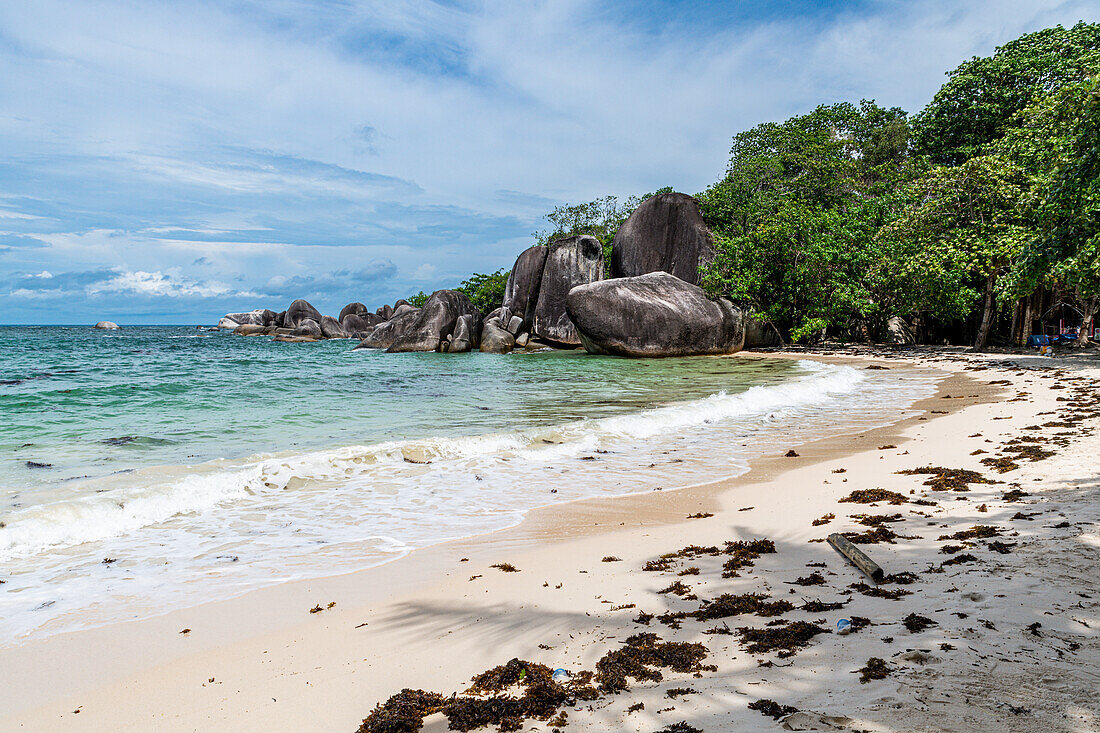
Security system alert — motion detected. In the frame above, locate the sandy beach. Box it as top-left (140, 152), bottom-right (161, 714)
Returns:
top-left (2, 347), bottom-right (1098, 733)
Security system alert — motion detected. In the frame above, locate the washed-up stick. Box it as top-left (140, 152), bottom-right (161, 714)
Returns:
top-left (827, 533), bottom-right (884, 582)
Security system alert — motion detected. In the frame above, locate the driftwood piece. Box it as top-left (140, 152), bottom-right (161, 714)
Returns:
top-left (827, 533), bottom-right (884, 582)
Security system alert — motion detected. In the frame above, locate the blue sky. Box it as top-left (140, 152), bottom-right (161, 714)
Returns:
top-left (1, 0), bottom-right (1096, 324)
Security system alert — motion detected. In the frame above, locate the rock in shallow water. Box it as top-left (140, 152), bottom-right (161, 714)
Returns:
top-left (388, 290), bottom-right (480, 353)
top-left (355, 308), bottom-right (421, 349)
top-left (93, 321), bottom-right (120, 330)
top-left (566, 271), bottom-right (745, 357)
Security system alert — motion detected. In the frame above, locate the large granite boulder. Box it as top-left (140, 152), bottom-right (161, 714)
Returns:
top-left (566, 272), bottom-right (745, 357)
top-left (376, 304), bottom-right (394, 320)
top-left (320, 315), bottom-right (350, 339)
top-left (479, 320), bottom-right (515, 353)
top-left (339, 302), bottom-right (370, 323)
top-left (293, 318), bottom-right (323, 339)
top-left (610, 192), bottom-right (715, 286)
top-left (392, 303), bottom-right (418, 318)
top-left (449, 313), bottom-right (482, 353)
top-left (532, 235), bottom-right (603, 346)
top-left (388, 290), bottom-right (481, 353)
top-left (233, 323), bottom-right (268, 336)
top-left (887, 316), bottom-right (916, 345)
top-left (219, 309), bottom-right (277, 329)
top-left (93, 321), bottom-right (120, 330)
top-left (502, 245), bottom-right (548, 329)
top-left (341, 313), bottom-right (383, 338)
top-left (284, 299), bottom-right (323, 329)
top-left (355, 308), bottom-right (421, 350)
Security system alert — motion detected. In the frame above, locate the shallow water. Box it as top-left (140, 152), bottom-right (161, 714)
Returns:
top-left (0, 326), bottom-right (939, 644)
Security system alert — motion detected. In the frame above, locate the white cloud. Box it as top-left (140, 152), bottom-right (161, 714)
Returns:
top-left (86, 270), bottom-right (258, 299)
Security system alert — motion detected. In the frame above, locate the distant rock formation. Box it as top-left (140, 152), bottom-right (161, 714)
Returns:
top-left (610, 192), bottom-right (714, 286)
top-left (567, 272), bottom-right (745, 357)
top-left (388, 290), bottom-right (481, 353)
top-left (93, 321), bottom-right (120, 330)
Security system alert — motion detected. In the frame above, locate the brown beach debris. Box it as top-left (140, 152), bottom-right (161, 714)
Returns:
top-left (748, 698), bottom-right (799, 719)
top-left (721, 538), bottom-right (777, 578)
top-left (838, 489), bottom-right (908, 505)
top-left (594, 633), bottom-right (711, 692)
top-left (686, 512), bottom-right (713, 519)
top-left (981, 456), bottom-right (1020, 473)
top-left (987, 540), bottom-right (1016, 554)
top-left (490, 563), bottom-right (520, 572)
top-left (850, 582), bottom-right (911, 600)
top-left (677, 567), bottom-right (700, 576)
top-left (602, 556), bottom-right (621, 562)
top-left (801, 599), bottom-right (849, 612)
top-left (656, 723), bottom-right (702, 733)
top-left (784, 450), bottom-right (800, 457)
top-left (902, 613), bottom-right (937, 632)
top-left (840, 526), bottom-right (915, 544)
top-left (897, 466), bottom-right (995, 492)
top-left (940, 553), bottom-right (979, 566)
top-left (788, 572), bottom-right (827, 586)
top-left (858, 657), bottom-right (890, 683)
top-left (737, 620), bottom-right (828, 657)
top-left (878, 444), bottom-right (897, 450)
top-left (812, 513), bottom-right (835, 526)
top-left (633, 612), bottom-right (654, 625)
top-left (657, 581), bottom-right (693, 597)
top-left (851, 513), bottom-right (903, 526)
top-left (1002, 489), bottom-right (1030, 502)
top-left (693, 593), bottom-right (794, 620)
top-left (665, 687), bottom-right (696, 698)
top-left (939, 525), bottom-right (1000, 541)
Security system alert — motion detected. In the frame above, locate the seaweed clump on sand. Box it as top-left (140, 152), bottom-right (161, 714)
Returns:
top-left (897, 467), bottom-right (995, 492)
top-left (594, 633), bottom-right (712, 692)
top-left (902, 613), bottom-right (938, 633)
top-left (656, 723), bottom-right (702, 733)
top-left (789, 571), bottom-right (827, 586)
top-left (358, 659), bottom-right (600, 733)
top-left (980, 455), bottom-right (1020, 473)
top-left (840, 526), bottom-right (915, 544)
top-left (939, 525), bottom-right (1000, 541)
top-left (940, 553), bottom-right (979, 566)
top-left (748, 698), bottom-right (798, 719)
top-left (849, 582), bottom-right (911, 600)
top-left (858, 657), bottom-right (890, 683)
top-left (658, 581), bottom-right (694, 597)
top-left (736, 620), bottom-right (828, 657)
top-left (851, 513), bottom-right (903, 526)
top-left (490, 563), bottom-right (520, 572)
top-left (357, 688), bottom-right (447, 733)
top-left (838, 489), bottom-right (908, 505)
top-left (801, 598), bottom-right (849, 612)
top-left (721, 538), bottom-right (777, 578)
top-left (1001, 489), bottom-right (1030, 502)
top-left (812, 513), bottom-right (835, 526)
top-left (693, 593), bottom-right (793, 620)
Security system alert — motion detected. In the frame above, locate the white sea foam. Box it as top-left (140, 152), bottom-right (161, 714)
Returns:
top-left (0, 359), bottom-right (938, 645)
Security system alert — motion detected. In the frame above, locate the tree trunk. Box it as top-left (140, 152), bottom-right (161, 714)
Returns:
top-left (1081, 296), bottom-right (1098, 346)
top-left (973, 274), bottom-right (997, 350)
top-left (1020, 292), bottom-right (1034, 345)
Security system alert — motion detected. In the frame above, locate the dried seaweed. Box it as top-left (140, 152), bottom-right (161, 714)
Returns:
top-left (358, 688), bottom-right (448, 733)
top-left (801, 599), bottom-right (848, 612)
top-left (748, 699), bottom-right (798, 719)
top-left (981, 456), bottom-right (1020, 473)
top-left (858, 657), bottom-right (890, 683)
top-left (656, 723), bottom-right (702, 733)
top-left (692, 593), bottom-right (794, 620)
top-left (987, 541), bottom-right (1015, 554)
top-left (602, 556), bottom-right (621, 562)
top-left (940, 553), bottom-right (978, 567)
top-left (939, 525), bottom-right (1000, 541)
top-left (902, 613), bottom-right (937, 633)
top-left (850, 582), bottom-right (911, 600)
top-left (490, 563), bottom-right (519, 572)
top-left (658, 581), bottom-right (693, 597)
top-left (686, 512), bottom-right (713, 519)
top-left (721, 538), bottom-right (776, 578)
top-left (897, 466), bottom-right (994, 492)
top-left (789, 572), bottom-right (827, 586)
top-left (737, 621), bottom-right (827, 657)
top-left (1001, 489), bottom-right (1030, 502)
top-left (812, 513), bottom-right (836, 526)
top-left (850, 513), bottom-right (904, 526)
top-left (838, 489), bottom-right (908, 505)
top-left (594, 633), bottom-right (710, 692)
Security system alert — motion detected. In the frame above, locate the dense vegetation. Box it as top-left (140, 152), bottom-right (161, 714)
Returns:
top-left (421, 22), bottom-right (1100, 347)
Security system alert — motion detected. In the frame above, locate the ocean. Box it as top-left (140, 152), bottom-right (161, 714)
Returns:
top-left (0, 325), bottom-right (939, 645)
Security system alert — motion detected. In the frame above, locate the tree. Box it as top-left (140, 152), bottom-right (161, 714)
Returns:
top-left (997, 72), bottom-right (1100, 342)
top-left (875, 155), bottom-right (1030, 349)
top-left (913, 22), bottom-right (1100, 165)
top-left (456, 270), bottom-right (509, 313)
top-left (698, 101), bottom-right (917, 341)
top-left (407, 291), bottom-right (429, 308)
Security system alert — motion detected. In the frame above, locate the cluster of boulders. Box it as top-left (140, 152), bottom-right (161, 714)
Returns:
top-left (220, 191), bottom-right (774, 357)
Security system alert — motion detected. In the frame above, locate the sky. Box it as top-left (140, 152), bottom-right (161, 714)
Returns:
top-left (0, 0), bottom-right (1097, 324)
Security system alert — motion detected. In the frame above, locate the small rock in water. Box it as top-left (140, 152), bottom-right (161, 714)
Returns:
top-left (25, 461), bottom-right (52, 469)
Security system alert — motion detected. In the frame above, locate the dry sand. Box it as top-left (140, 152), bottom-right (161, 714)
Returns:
top-left (1, 348), bottom-right (1098, 733)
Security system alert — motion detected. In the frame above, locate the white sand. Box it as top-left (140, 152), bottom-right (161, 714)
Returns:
top-left (2, 349), bottom-right (1098, 732)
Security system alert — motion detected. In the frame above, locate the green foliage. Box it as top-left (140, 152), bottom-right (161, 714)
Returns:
top-left (456, 269), bottom-right (509, 313)
top-left (875, 156), bottom-right (1030, 337)
top-left (698, 101), bottom-right (918, 341)
top-left (914, 22), bottom-right (1100, 165)
top-left (407, 291), bottom-right (429, 308)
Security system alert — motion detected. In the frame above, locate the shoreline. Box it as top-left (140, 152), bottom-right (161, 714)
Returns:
top-left (2, 348), bottom-right (1098, 731)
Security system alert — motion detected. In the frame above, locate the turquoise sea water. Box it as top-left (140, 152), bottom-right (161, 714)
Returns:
top-left (0, 326), bottom-right (939, 644)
